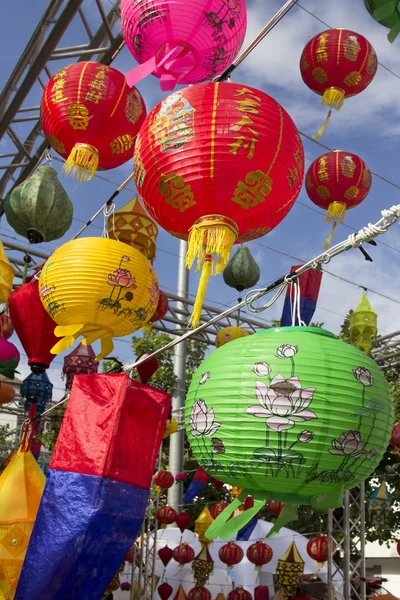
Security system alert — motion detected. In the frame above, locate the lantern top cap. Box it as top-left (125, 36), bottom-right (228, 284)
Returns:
top-left (255, 326), bottom-right (336, 340)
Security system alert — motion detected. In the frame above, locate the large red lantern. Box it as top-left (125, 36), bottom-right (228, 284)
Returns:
top-left (219, 542), bottom-right (244, 569)
top-left (173, 543), bottom-right (196, 567)
top-left (305, 151), bottom-right (372, 247)
top-left (390, 424), bottom-right (400, 448)
top-left (154, 469), bottom-right (175, 490)
top-left (188, 588), bottom-right (211, 600)
top-left (267, 500), bottom-right (285, 517)
top-left (156, 505), bottom-right (177, 525)
top-left (8, 279), bottom-right (58, 374)
top-left (134, 82), bottom-right (304, 326)
top-left (300, 29), bottom-right (377, 138)
top-left (306, 535), bottom-right (334, 564)
top-left (247, 541), bottom-right (273, 569)
top-left (41, 62), bottom-right (146, 181)
top-left (228, 587), bottom-right (252, 600)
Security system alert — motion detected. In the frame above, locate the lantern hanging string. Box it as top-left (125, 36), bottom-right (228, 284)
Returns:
top-left (123, 204), bottom-right (400, 373)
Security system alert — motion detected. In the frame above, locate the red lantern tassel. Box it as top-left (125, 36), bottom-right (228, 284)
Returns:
top-left (324, 201), bottom-right (347, 248)
top-left (62, 143), bottom-right (99, 182)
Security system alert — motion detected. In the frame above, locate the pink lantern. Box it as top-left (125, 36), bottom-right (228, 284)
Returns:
top-left (121, 0), bottom-right (247, 91)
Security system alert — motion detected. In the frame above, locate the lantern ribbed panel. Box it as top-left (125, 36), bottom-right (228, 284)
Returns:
top-left (306, 151), bottom-right (372, 211)
top-left (121, 0), bottom-right (247, 85)
top-left (185, 327), bottom-right (393, 506)
top-left (219, 542), bottom-right (244, 567)
top-left (247, 542), bottom-right (273, 567)
top-left (153, 469), bottom-right (175, 488)
top-left (134, 82), bottom-right (304, 243)
top-left (300, 29), bottom-right (377, 104)
top-left (156, 506), bottom-right (177, 524)
top-left (38, 238), bottom-right (159, 359)
top-left (306, 536), bottom-right (330, 563)
top-left (172, 543), bottom-right (195, 565)
top-left (41, 62), bottom-right (146, 176)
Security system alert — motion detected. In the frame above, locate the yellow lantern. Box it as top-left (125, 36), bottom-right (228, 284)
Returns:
top-left (350, 293), bottom-right (377, 353)
top-left (39, 237), bottom-right (159, 360)
top-left (215, 326), bottom-right (250, 348)
top-left (276, 541), bottom-right (305, 600)
top-left (195, 507), bottom-right (214, 546)
top-left (0, 241), bottom-right (15, 305)
top-left (107, 197), bottom-right (158, 262)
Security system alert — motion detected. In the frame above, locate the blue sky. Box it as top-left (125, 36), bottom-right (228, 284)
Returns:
top-left (1, 0), bottom-right (400, 400)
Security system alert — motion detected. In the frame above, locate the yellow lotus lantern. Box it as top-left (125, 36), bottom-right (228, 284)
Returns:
top-left (0, 241), bottom-right (15, 305)
top-left (39, 237), bottom-right (159, 360)
top-left (107, 197), bottom-right (158, 262)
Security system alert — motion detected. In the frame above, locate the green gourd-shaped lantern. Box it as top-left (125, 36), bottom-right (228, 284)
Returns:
top-left (364, 0), bottom-right (400, 43)
top-left (185, 327), bottom-right (393, 538)
top-left (4, 166), bottom-right (73, 244)
top-left (223, 246), bottom-right (260, 294)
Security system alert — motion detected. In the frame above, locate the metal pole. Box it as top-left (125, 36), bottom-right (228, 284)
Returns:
top-left (359, 482), bottom-right (366, 600)
top-left (167, 240), bottom-right (189, 510)
top-left (344, 491), bottom-right (351, 600)
top-left (328, 510), bottom-right (333, 600)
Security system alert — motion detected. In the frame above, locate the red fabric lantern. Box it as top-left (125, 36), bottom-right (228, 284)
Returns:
top-left (158, 545), bottom-right (174, 567)
top-left (0, 313), bottom-right (13, 340)
top-left (305, 150), bottom-right (372, 247)
top-left (62, 343), bottom-right (98, 391)
top-left (173, 543), bottom-right (195, 566)
top-left (175, 512), bottom-right (191, 533)
top-left (390, 424), bottom-right (400, 448)
top-left (154, 469), bottom-right (175, 489)
top-left (300, 29), bottom-right (377, 138)
top-left (210, 501), bottom-right (230, 520)
top-left (307, 535), bottom-right (334, 563)
top-left (8, 279), bottom-right (57, 374)
top-left (254, 587), bottom-right (269, 600)
top-left (134, 82), bottom-right (304, 326)
top-left (149, 290), bottom-right (169, 324)
top-left (158, 582), bottom-right (174, 600)
top-left (267, 500), bottom-right (285, 517)
top-left (188, 588), bottom-right (211, 600)
top-left (157, 505), bottom-right (177, 525)
top-left (246, 541), bottom-right (273, 569)
top-left (137, 352), bottom-right (159, 383)
top-left (41, 62), bottom-right (146, 181)
top-left (219, 542), bottom-right (244, 569)
top-left (228, 587), bottom-right (252, 600)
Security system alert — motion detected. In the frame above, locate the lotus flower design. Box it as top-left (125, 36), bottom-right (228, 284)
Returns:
top-left (190, 400), bottom-right (221, 437)
top-left (108, 268), bottom-right (137, 289)
top-left (329, 430), bottom-right (367, 458)
top-left (353, 367), bottom-right (373, 387)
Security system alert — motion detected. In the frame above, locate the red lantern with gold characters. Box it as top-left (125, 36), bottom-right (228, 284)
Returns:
top-left (267, 500), bottom-right (285, 517)
top-left (41, 62), bottom-right (146, 181)
top-left (188, 588), bottom-right (211, 600)
top-left (305, 151), bottom-right (372, 247)
top-left (306, 535), bottom-right (334, 564)
top-left (134, 82), bottom-right (304, 326)
top-left (219, 542), bottom-right (244, 569)
top-left (228, 588), bottom-right (252, 600)
top-left (300, 29), bottom-right (377, 139)
top-left (210, 501), bottom-right (230, 520)
top-left (156, 506), bottom-right (177, 525)
top-left (173, 543), bottom-right (196, 567)
top-left (247, 541), bottom-right (273, 570)
top-left (154, 469), bottom-right (175, 490)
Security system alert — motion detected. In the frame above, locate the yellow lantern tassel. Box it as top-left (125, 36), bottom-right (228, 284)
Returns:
top-left (321, 87), bottom-right (345, 110)
top-left (314, 110), bottom-right (332, 142)
top-left (190, 256), bottom-right (212, 329)
top-left (324, 202), bottom-right (347, 248)
top-left (62, 143), bottom-right (99, 181)
top-left (142, 322), bottom-right (153, 333)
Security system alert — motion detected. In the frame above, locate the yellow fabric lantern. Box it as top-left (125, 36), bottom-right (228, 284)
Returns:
top-left (0, 241), bottom-right (15, 305)
top-left (215, 326), bottom-right (250, 348)
top-left (107, 197), bottom-right (159, 262)
top-left (368, 481), bottom-right (391, 536)
top-left (350, 293), bottom-right (377, 353)
top-left (276, 541), bottom-right (305, 600)
top-left (195, 507), bottom-right (214, 546)
top-left (0, 449), bottom-right (45, 599)
top-left (39, 237), bottom-right (159, 360)
top-left (164, 418), bottom-right (179, 439)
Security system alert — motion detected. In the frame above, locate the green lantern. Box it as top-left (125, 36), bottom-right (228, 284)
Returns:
top-left (223, 246), bottom-right (260, 293)
top-left (4, 166), bottom-right (73, 244)
top-left (350, 293), bottom-right (377, 354)
top-left (364, 0), bottom-right (400, 43)
top-left (185, 327), bottom-right (393, 516)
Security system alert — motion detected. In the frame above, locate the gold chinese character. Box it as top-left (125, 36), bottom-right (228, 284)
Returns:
top-left (159, 173), bottom-right (196, 212)
top-left (287, 168), bottom-right (299, 188)
top-left (67, 103), bottom-right (91, 130)
top-left (316, 185), bottom-right (331, 200)
top-left (46, 134), bottom-right (66, 155)
top-left (233, 170), bottom-right (272, 209)
top-left (53, 68), bottom-right (69, 80)
top-left (235, 99), bottom-right (261, 115)
top-left (51, 79), bottom-right (65, 91)
top-left (110, 134), bottom-right (134, 154)
top-left (316, 33), bottom-right (329, 63)
top-left (230, 114), bottom-right (256, 132)
top-left (293, 149), bottom-right (304, 171)
top-left (51, 90), bottom-right (68, 104)
top-left (89, 79), bottom-right (107, 91)
top-left (228, 135), bottom-right (258, 160)
top-left (234, 88), bottom-right (261, 100)
top-left (85, 91), bottom-right (103, 104)
top-left (312, 67), bottom-right (328, 84)
top-left (343, 71), bottom-right (362, 87)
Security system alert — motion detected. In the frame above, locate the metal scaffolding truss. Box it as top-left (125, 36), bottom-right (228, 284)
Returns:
top-left (372, 331), bottom-right (400, 371)
top-left (0, 0), bottom-right (124, 213)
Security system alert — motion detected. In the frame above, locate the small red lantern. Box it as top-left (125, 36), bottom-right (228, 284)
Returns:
top-left (254, 587), bottom-right (269, 600)
top-left (305, 150), bottom-right (372, 247)
top-left (300, 29), bottom-right (377, 138)
top-left (188, 588), bottom-right (211, 600)
top-left (247, 541), bottom-right (273, 570)
top-left (158, 545), bottom-right (174, 567)
top-left (390, 424), bottom-right (400, 448)
top-left (41, 62), bottom-right (146, 181)
top-left (0, 313), bottom-right (13, 340)
top-left (175, 511), bottom-right (191, 533)
top-left (267, 500), bottom-right (285, 517)
top-left (173, 543), bottom-right (195, 567)
top-left (154, 470), bottom-right (175, 489)
top-left (158, 582), bottom-right (174, 600)
top-left (157, 506), bottom-right (177, 525)
top-left (228, 587), bottom-right (252, 600)
top-left (219, 542), bottom-right (244, 569)
top-left (62, 343), bottom-right (98, 391)
top-left (137, 352), bottom-right (159, 383)
top-left (135, 82), bottom-right (304, 326)
top-left (148, 290), bottom-right (169, 324)
top-left (210, 501), bottom-right (230, 520)
top-left (307, 536), bottom-right (335, 564)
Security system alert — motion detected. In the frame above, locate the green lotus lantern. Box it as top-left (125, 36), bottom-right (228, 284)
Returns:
top-left (185, 327), bottom-right (393, 537)
top-left (364, 0), bottom-right (400, 43)
top-left (4, 166), bottom-right (73, 244)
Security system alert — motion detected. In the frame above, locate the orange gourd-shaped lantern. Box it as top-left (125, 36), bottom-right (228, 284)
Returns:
top-left (134, 82), bottom-right (304, 326)
top-left (300, 29), bottom-right (377, 139)
top-left (172, 543), bottom-right (195, 567)
top-left (156, 505), bottom-right (177, 525)
top-left (219, 542), bottom-right (244, 569)
top-left (306, 150), bottom-right (372, 247)
top-left (41, 62), bottom-right (146, 180)
top-left (247, 541), bottom-right (273, 570)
